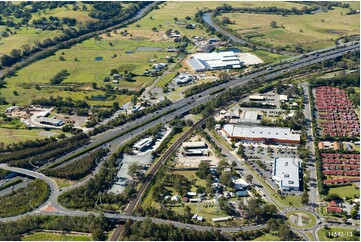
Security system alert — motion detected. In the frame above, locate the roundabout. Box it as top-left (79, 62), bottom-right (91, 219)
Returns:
top-left (286, 210), bottom-right (317, 229)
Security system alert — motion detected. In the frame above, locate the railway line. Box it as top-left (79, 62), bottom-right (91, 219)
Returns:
top-left (109, 116), bottom-right (210, 241)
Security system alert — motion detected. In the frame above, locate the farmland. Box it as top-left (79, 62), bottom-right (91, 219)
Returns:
top-left (0, 3), bottom-right (95, 56)
top-left (0, 128), bottom-right (65, 145)
top-left (216, 5), bottom-right (360, 51)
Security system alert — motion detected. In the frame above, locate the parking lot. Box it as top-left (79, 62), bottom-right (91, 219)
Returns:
top-left (239, 142), bottom-right (301, 194)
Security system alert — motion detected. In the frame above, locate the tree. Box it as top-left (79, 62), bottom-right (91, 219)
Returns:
top-left (220, 171), bottom-right (233, 187)
top-left (196, 161), bottom-right (210, 179)
top-left (92, 228), bottom-right (106, 241)
top-left (59, 56), bottom-right (65, 61)
top-left (128, 162), bottom-right (143, 179)
top-left (184, 205), bottom-right (191, 216)
top-left (270, 21), bottom-right (277, 28)
top-left (301, 191), bottom-right (309, 205)
top-left (131, 96), bottom-right (137, 105)
top-left (221, 16), bottom-right (231, 25)
top-left (326, 193), bottom-right (341, 201)
top-left (245, 174), bottom-right (253, 184)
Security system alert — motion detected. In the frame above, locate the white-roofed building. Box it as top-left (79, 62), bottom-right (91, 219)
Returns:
top-left (133, 137), bottom-right (153, 151)
top-left (223, 124), bottom-right (300, 144)
top-left (272, 158), bottom-right (301, 191)
top-left (37, 111), bottom-right (50, 117)
top-left (249, 95), bottom-right (265, 101)
top-left (279, 95), bottom-right (288, 101)
top-left (187, 51), bottom-right (244, 72)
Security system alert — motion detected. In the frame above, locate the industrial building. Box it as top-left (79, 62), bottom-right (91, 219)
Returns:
top-left (38, 117), bottom-right (64, 126)
top-left (272, 158), bottom-right (301, 191)
top-left (222, 124), bottom-right (301, 144)
top-left (187, 51), bottom-right (243, 72)
top-left (249, 95), bottom-right (265, 101)
top-left (181, 141), bottom-right (209, 156)
top-left (133, 137), bottom-right (153, 151)
top-left (173, 73), bottom-right (193, 85)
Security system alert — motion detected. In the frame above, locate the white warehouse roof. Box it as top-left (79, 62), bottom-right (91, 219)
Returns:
top-left (187, 51), bottom-right (244, 72)
top-left (272, 158), bottom-right (301, 191)
top-left (223, 124), bottom-right (300, 143)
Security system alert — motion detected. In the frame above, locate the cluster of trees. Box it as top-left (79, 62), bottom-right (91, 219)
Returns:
top-left (31, 96), bottom-right (90, 116)
top-left (0, 133), bottom-right (89, 169)
top-left (32, 16), bottom-right (77, 30)
top-left (240, 102), bottom-right (276, 109)
top-left (0, 136), bottom-right (57, 153)
top-left (0, 179), bottom-right (49, 217)
top-left (121, 219), bottom-right (228, 241)
top-left (265, 218), bottom-right (300, 241)
top-left (238, 197), bottom-right (278, 223)
top-left (89, 2), bottom-right (122, 20)
top-left (0, 2), bottom-right (69, 26)
top-left (0, 214), bottom-right (111, 241)
top-left (0, 168), bottom-right (9, 179)
top-left (50, 69), bottom-right (69, 85)
top-left (43, 148), bottom-right (108, 180)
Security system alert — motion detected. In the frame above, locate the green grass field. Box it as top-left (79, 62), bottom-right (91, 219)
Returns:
top-left (217, 5), bottom-right (359, 51)
top-left (0, 128), bottom-right (64, 145)
top-left (0, 3), bottom-right (95, 56)
top-left (21, 232), bottom-right (92, 241)
top-left (1, 37), bottom-right (171, 106)
top-left (328, 185), bottom-right (359, 198)
top-left (254, 233), bottom-right (281, 241)
top-left (317, 227), bottom-right (360, 241)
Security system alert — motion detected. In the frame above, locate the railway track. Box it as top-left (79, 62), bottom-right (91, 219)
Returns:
top-left (109, 116), bottom-right (210, 241)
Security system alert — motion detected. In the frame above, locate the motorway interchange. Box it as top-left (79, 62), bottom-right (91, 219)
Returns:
top-left (0, 42), bottom-right (360, 241)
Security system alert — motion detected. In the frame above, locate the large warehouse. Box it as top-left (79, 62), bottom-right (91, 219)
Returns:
top-left (222, 124), bottom-right (301, 144)
top-left (187, 51), bottom-right (243, 72)
top-left (272, 158), bottom-right (301, 191)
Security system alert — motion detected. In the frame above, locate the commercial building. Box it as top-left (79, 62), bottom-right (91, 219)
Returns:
top-left (197, 44), bottom-right (215, 53)
top-left (133, 137), bottom-right (153, 151)
top-left (38, 117), bottom-right (64, 126)
top-left (272, 158), bottom-right (301, 191)
top-left (181, 141), bottom-right (209, 156)
top-left (36, 111), bottom-right (50, 117)
top-left (187, 51), bottom-right (243, 72)
top-left (249, 95), bottom-right (265, 101)
top-left (223, 124), bottom-right (301, 144)
top-left (174, 73), bottom-right (193, 85)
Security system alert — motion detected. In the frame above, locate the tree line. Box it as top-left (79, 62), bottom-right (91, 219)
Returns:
top-left (43, 148), bottom-right (108, 180)
top-left (0, 214), bottom-right (111, 241)
top-left (0, 133), bottom-right (89, 169)
top-left (121, 218), bottom-right (228, 241)
top-left (0, 179), bottom-right (49, 218)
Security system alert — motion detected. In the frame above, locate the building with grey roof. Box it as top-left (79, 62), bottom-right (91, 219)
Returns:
top-left (38, 117), bottom-right (64, 126)
top-left (223, 124), bottom-right (300, 144)
top-left (187, 51), bottom-right (243, 72)
top-left (272, 158), bottom-right (301, 191)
